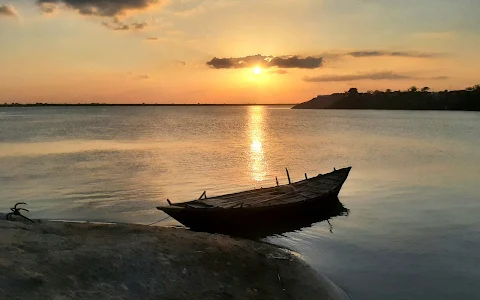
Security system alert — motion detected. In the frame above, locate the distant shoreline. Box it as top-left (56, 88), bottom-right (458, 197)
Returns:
top-left (0, 103), bottom-right (295, 107)
top-left (292, 86), bottom-right (480, 111)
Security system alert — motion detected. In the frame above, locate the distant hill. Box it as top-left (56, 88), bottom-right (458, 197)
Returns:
top-left (292, 86), bottom-right (480, 111)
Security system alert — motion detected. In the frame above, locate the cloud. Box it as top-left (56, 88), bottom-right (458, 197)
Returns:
top-left (303, 71), bottom-right (449, 82)
top-left (304, 72), bottom-right (411, 82)
top-left (136, 75), bottom-right (150, 80)
top-left (206, 50), bottom-right (437, 71)
top-left (38, 2), bottom-right (57, 13)
top-left (127, 22), bottom-right (147, 30)
top-left (35, 0), bottom-right (161, 17)
top-left (271, 56), bottom-right (323, 69)
top-left (0, 4), bottom-right (19, 18)
top-left (206, 55), bottom-right (323, 69)
top-left (268, 69), bottom-right (288, 75)
top-left (348, 51), bottom-right (436, 58)
top-left (102, 17), bottom-right (148, 31)
top-left (207, 55), bottom-right (269, 69)
top-left (319, 50), bottom-right (442, 61)
top-left (144, 36), bottom-right (173, 42)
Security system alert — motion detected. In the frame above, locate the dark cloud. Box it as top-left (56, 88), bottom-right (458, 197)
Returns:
top-left (136, 75), bottom-right (150, 79)
top-left (206, 55), bottom-right (323, 69)
top-left (38, 3), bottom-right (57, 13)
top-left (35, 0), bottom-right (159, 16)
top-left (271, 56), bottom-right (322, 69)
top-left (303, 71), bottom-right (449, 82)
top-left (268, 69), bottom-right (288, 75)
top-left (207, 55), bottom-right (270, 69)
top-left (206, 50), bottom-right (439, 71)
top-left (348, 51), bottom-right (436, 58)
top-left (0, 4), bottom-right (18, 17)
top-left (146, 36), bottom-right (158, 40)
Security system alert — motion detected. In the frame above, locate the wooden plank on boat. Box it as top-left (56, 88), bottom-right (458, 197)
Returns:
top-left (169, 167), bottom-right (351, 209)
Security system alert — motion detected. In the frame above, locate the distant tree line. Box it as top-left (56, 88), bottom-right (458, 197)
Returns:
top-left (292, 85), bottom-right (480, 111)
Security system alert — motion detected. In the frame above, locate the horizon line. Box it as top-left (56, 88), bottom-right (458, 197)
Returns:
top-left (0, 103), bottom-right (298, 107)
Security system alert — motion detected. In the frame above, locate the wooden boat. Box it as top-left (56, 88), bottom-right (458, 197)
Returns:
top-left (157, 167), bottom-right (352, 236)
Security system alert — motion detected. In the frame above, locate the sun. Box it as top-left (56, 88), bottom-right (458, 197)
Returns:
top-left (253, 67), bottom-right (262, 75)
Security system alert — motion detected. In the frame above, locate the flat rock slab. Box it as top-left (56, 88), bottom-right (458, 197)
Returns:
top-left (0, 220), bottom-right (349, 300)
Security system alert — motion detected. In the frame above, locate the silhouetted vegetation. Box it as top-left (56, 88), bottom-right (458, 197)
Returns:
top-left (293, 85), bottom-right (480, 111)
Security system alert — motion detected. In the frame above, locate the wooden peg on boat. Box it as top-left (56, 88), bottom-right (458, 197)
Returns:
top-left (167, 199), bottom-right (172, 205)
top-left (305, 173), bottom-right (308, 179)
top-left (286, 168), bottom-right (291, 184)
top-left (198, 191), bottom-right (207, 200)
top-left (276, 177), bottom-right (279, 186)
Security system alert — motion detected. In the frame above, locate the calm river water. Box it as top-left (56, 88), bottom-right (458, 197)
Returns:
top-left (1, 106), bottom-right (479, 299)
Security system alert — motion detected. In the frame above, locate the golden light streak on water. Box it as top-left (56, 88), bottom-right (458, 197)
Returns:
top-left (248, 106), bottom-right (268, 182)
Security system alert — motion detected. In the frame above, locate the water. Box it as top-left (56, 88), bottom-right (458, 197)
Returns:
top-left (1, 106), bottom-right (479, 299)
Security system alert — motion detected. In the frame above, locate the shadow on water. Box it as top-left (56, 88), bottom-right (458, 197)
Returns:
top-left (213, 197), bottom-right (350, 240)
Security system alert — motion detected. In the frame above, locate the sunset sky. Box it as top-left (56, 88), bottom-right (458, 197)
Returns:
top-left (1, 0), bottom-right (479, 104)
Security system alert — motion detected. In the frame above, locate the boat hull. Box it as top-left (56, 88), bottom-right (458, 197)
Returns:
top-left (161, 193), bottom-right (347, 237)
top-left (158, 167), bottom-right (351, 237)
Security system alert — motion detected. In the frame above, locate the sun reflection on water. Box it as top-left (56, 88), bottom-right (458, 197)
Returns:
top-left (248, 106), bottom-right (268, 182)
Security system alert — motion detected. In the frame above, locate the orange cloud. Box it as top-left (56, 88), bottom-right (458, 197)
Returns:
top-left (0, 4), bottom-right (19, 18)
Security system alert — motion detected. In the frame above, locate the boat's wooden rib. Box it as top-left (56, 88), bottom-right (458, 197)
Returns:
top-left (192, 172), bottom-right (338, 208)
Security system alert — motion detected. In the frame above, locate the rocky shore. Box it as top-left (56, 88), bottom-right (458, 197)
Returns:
top-left (0, 217), bottom-right (349, 300)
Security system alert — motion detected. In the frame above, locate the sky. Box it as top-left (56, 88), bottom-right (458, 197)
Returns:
top-left (0, 0), bottom-right (479, 104)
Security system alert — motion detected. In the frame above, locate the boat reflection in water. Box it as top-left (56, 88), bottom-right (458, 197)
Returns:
top-left (239, 197), bottom-right (349, 239)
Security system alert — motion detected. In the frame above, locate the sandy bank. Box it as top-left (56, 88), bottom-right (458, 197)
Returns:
top-left (0, 218), bottom-right (349, 300)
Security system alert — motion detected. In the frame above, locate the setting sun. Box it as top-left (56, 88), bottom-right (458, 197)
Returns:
top-left (253, 67), bottom-right (262, 75)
